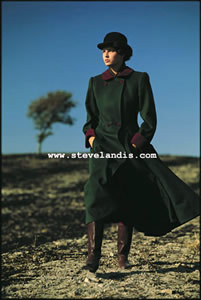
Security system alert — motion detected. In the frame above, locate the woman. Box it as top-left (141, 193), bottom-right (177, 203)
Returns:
top-left (82, 32), bottom-right (199, 273)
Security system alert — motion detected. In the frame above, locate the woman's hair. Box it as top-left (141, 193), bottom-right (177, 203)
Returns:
top-left (117, 46), bottom-right (133, 62)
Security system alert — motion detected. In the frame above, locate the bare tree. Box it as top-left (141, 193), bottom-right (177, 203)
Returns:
top-left (27, 91), bottom-right (76, 154)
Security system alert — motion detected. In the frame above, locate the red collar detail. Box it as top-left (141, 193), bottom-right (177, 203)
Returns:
top-left (101, 67), bottom-right (134, 81)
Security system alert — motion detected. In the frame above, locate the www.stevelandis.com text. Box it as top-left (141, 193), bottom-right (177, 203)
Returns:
top-left (47, 152), bottom-right (157, 159)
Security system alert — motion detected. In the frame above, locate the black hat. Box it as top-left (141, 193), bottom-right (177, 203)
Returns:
top-left (97, 32), bottom-right (132, 60)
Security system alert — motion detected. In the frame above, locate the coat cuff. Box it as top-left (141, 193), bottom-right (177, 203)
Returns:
top-left (85, 128), bottom-right (96, 148)
top-left (130, 132), bottom-right (148, 149)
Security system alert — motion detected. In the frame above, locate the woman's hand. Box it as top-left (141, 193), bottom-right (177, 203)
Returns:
top-left (89, 136), bottom-right (95, 148)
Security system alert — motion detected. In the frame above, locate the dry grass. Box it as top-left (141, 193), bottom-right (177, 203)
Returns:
top-left (1, 153), bottom-right (200, 299)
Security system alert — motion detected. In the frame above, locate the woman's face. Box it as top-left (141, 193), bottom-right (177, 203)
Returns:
top-left (102, 47), bottom-right (124, 68)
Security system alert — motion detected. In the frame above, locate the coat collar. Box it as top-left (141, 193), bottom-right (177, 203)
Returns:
top-left (101, 65), bottom-right (134, 81)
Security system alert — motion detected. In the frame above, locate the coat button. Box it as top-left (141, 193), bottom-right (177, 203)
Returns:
top-left (104, 82), bottom-right (108, 86)
top-left (107, 122), bottom-right (110, 126)
top-left (116, 122), bottom-right (121, 127)
top-left (120, 80), bottom-right (124, 84)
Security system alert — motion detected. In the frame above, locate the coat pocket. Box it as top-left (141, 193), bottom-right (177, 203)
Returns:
top-left (126, 133), bottom-right (140, 155)
top-left (92, 137), bottom-right (101, 152)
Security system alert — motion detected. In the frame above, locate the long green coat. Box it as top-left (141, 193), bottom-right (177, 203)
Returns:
top-left (82, 65), bottom-right (199, 236)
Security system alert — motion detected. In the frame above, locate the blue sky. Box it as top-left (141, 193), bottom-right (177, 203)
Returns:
top-left (2, 1), bottom-right (200, 156)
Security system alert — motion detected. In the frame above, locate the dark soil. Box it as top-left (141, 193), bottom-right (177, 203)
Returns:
top-left (1, 153), bottom-right (200, 299)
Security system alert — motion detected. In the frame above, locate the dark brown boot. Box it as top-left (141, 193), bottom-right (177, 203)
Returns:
top-left (117, 222), bottom-right (133, 269)
top-left (86, 220), bottom-right (104, 273)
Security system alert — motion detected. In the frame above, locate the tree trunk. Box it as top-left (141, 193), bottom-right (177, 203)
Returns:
top-left (37, 142), bottom-right (41, 154)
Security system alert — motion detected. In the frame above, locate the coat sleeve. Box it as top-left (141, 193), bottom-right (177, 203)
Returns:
top-left (130, 72), bottom-right (157, 149)
top-left (82, 77), bottom-right (99, 148)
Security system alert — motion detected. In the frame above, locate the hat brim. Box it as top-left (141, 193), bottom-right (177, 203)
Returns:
top-left (97, 42), bottom-right (114, 50)
top-left (97, 42), bottom-right (132, 53)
